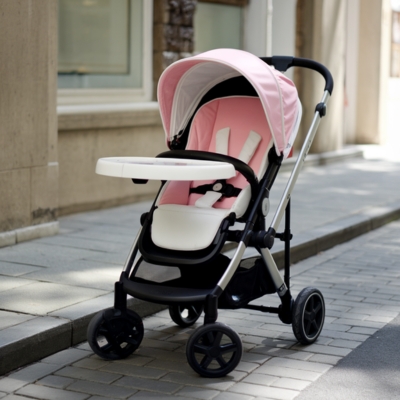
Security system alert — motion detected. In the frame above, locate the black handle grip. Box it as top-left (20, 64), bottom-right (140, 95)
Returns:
top-left (261, 56), bottom-right (334, 95)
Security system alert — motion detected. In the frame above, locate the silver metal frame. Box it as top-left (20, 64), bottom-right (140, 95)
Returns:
top-left (271, 91), bottom-right (331, 231)
top-left (216, 91), bottom-right (331, 295)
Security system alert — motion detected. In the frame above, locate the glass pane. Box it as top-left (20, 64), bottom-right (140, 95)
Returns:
top-left (59, 0), bottom-right (129, 74)
top-left (194, 3), bottom-right (242, 53)
top-left (58, 0), bottom-right (143, 89)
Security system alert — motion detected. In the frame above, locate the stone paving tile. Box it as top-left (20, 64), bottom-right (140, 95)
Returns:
top-left (0, 261), bottom-right (42, 277)
top-left (0, 282), bottom-right (106, 315)
top-left (174, 386), bottom-right (220, 400)
top-left (160, 372), bottom-right (239, 390)
top-left (16, 384), bottom-right (89, 400)
top-left (347, 327), bottom-right (379, 335)
top-left (271, 377), bottom-right (311, 391)
top-left (143, 359), bottom-right (192, 374)
top-left (263, 358), bottom-right (332, 374)
top-left (2, 395), bottom-right (37, 400)
top-left (55, 366), bottom-right (122, 384)
top-left (127, 392), bottom-right (192, 400)
top-left (242, 373), bottom-right (278, 386)
top-left (41, 348), bottom-right (91, 366)
top-left (99, 363), bottom-right (168, 380)
top-left (253, 366), bottom-right (322, 382)
top-left (228, 382), bottom-right (298, 400)
top-left (114, 376), bottom-right (182, 394)
top-left (0, 363), bottom-right (63, 393)
top-left (0, 311), bottom-right (36, 331)
top-left (328, 339), bottom-right (362, 349)
top-left (71, 357), bottom-right (110, 371)
top-left (307, 354), bottom-right (342, 365)
top-left (66, 379), bottom-right (137, 398)
top-left (36, 375), bottom-right (75, 389)
top-left (212, 392), bottom-right (254, 400)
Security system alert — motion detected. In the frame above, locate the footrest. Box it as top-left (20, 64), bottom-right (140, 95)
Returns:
top-left (122, 275), bottom-right (213, 305)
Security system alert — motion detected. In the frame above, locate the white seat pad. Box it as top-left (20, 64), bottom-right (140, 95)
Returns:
top-left (152, 204), bottom-right (230, 251)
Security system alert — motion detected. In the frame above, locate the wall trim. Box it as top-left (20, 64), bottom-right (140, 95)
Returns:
top-left (58, 102), bottom-right (162, 131)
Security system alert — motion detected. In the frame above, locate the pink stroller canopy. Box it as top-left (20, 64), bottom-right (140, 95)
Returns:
top-left (158, 48), bottom-right (300, 157)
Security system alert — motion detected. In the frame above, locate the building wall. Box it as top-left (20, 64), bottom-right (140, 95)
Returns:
top-left (57, 106), bottom-right (166, 215)
top-left (1, 0), bottom-right (393, 242)
top-left (0, 0), bottom-right (58, 246)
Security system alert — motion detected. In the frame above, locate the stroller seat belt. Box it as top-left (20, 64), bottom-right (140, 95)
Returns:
top-left (193, 129), bottom-right (261, 208)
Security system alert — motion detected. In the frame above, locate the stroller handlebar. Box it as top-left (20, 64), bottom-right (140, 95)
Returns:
top-left (261, 56), bottom-right (334, 95)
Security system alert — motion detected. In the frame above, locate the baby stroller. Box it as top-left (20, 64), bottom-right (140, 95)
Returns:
top-left (88, 49), bottom-right (333, 378)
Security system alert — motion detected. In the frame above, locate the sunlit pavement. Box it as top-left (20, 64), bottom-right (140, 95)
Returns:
top-left (1, 146), bottom-right (400, 399)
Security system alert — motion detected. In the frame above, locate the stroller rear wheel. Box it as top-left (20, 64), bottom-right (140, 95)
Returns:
top-left (186, 323), bottom-right (242, 378)
top-left (169, 304), bottom-right (204, 328)
top-left (87, 307), bottom-right (144, 360)
top-left (292, 287), bottom-right (325, 344)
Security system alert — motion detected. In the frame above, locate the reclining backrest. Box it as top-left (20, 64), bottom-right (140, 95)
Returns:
top-left (158, 96), bottom-right (274, 215)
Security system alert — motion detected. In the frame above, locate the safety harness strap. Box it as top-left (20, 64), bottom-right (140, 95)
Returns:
top-left (193, 128), bottom-right (261, 208)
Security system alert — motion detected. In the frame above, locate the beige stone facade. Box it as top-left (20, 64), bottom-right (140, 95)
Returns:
top-left (0, 0), bottom-right (394, 244)
top-left (57, 106), bottom-right (166, 215)
top-left (0, 0), bottom-right (58, 245)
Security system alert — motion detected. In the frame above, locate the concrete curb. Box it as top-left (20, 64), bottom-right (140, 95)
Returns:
top-left (0, 222), bottom-right (59, 249)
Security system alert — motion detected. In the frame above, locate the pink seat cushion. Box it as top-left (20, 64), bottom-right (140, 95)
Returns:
top-left (159, 96), bottom-right (273, 211)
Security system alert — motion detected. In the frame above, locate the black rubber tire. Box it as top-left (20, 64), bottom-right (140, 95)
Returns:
top-left (87, 307), bottom-right (144, 360)
top-left (292, 287), bottom-right (325, 345)
top-left (186, 323), bottom-right (242, 378)
top-left (169, 304), bottom-right (204, 328)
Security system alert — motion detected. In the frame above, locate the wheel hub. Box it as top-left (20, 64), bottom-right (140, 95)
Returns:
top-left (209, 346), bottom-right (221, 358)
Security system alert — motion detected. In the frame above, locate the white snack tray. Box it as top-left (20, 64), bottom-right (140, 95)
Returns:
top-left (96, 157), bottom-right (236, 181)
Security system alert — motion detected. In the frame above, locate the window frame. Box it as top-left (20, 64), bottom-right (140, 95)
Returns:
top-left (57, 0), bottom-right (153, 105)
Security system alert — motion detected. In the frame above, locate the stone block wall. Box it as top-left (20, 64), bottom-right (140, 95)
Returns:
top-left (0, 0), bottom-right (58, 245)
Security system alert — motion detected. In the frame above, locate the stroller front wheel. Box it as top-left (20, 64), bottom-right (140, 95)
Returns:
top-left (186, 323), bottom-right (242, 378)
top-left (292, 287), bottom-right (325, 345)
top-left (169, 304), bottom-right (204, 328)
top-left (87, 307), bottom-right (144, 360)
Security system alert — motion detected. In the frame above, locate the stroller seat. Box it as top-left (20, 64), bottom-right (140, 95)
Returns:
top-left (152, 96), bottom-right (275, 251)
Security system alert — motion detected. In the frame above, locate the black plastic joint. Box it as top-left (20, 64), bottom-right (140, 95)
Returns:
top-left (114, 280), bottom-right (127, 311)
top-left (315, 102), bottom-right (327, 117)
top-left (140, 212), bottom-right (149, 226)
top-left (132, 178), bottom-right (148, 184)
top-left (264, 227), bottom-right (276, 249)
top-left (278, 292), bottom-right (293, 324)
top-left (204, 294), bottom-right (218, 324)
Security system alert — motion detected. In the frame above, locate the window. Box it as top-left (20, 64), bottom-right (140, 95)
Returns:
top-left (57, 0), bottom-right (152, 105)
top-left (194, 2), bottom-right (243, 53)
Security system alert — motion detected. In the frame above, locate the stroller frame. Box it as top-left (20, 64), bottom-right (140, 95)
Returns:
top-left (87, 56), bottom-right (333, 378)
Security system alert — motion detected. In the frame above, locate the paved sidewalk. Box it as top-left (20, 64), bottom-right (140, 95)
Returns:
top-left (1, 145), bottom-right (400, 376)
top-left (1, 217), bottom-right (400, 399)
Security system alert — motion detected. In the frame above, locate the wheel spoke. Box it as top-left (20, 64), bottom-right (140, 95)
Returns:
top-left (220, 342), bottom-right (237, 355)
top-left (206, 332), bottom-right (215, 345)
top-left (193, 344), bottom-right (209, 355)
top-left (304, 311), bottom-right (312, 321)
top-left (99, 342), bottom-right (114, 352)
top-left (200, 355), bottom-right (213, 368)
top-left (314, 302), bottom-right (322, 314)
top-left (305, 319), bottom-right (312, 335)
top-left (216, 356), bottom-right (228, 368)
top-left (124, 336), bottom-right (140, 346)
top-left (214, 332), bottom-right (223, 347)
top-left (311, 320), bottom-right (319, 331)
top-left (189, 305), bottom-right (197, 317)
top-left (307, 296), bottom-right (315, 311)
